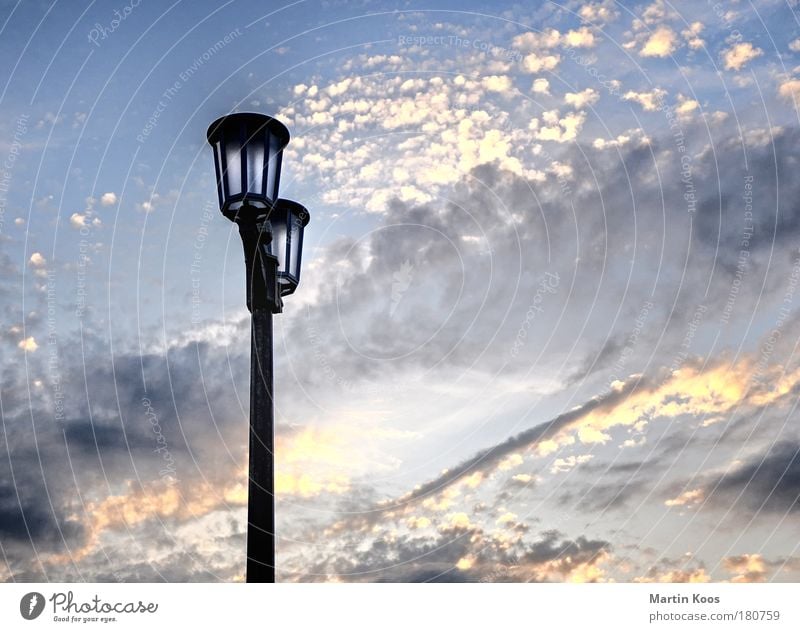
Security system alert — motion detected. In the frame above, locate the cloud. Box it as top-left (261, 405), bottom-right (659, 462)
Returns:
top-left (723, 554), bottom-right (800, 582)
top-left (623, 88), bottom-right (667, 111)
top-left (513, 28), bottom-right (562, 51)
top-left (100, 192), bottom-right (117, 206)
top-left (283, 524), bottom-right (611, 582)
top-left (481, 75), bottom-right (513, 94)
top-left (521, 53), bottom-right (560, 73)
top-left (535, 110), bottom-right (586, 142)
top-left (550, 454), bottom-right (593, 474)
top-left (640, 27), bottom-right (677, 57)
top-left (564, 88), bottom-right (599, 109)
top-left (682, 22), bottom-right (705, 50)
top-left (564, 27), bottom-right (596, 48)
top-left (722, 42), bottom-right (763, 71)
top-left (723, 554), bottom-right (768, 583)
top-left (790, 39), bottom-right (800, 53)
top-left (532, 78), bottom-right (550, 94)
top-left (706, 442), bottom-right (800, 514)
top-left (28, 252), bottom-right (46, 267)
top-left (634, 554), bottom-right (710, 583)
top-left (778, 77), bottom-right (800, 102)
top-left (17, 336), bottom-right (38, 351)
top-left (664, 488), bottom-right (704, 507)
top-left (675, 93), bottom-right (700, 118)
top-left (579, 1), bottom-right (619, 24)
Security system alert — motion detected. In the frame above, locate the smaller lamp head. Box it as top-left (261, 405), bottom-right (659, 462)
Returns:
top-left (268, 199), bottom-right (310, 296)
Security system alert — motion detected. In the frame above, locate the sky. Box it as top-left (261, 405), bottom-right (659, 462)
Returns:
top-left (1, 0), bottom-right (799, 582)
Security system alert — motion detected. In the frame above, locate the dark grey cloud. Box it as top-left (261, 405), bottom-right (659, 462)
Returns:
top-left (0, 325), bottom-right (253, 580)
top-left (708, 441), bottom-right (800, 515)
top-left (284, 525), bottom-right (610, 583)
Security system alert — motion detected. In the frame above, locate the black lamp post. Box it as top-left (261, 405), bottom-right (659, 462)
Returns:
top-left (206, 112), bottom-right (310, 583)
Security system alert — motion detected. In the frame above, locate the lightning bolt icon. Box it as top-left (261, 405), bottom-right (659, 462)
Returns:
top-left (28, 595), bottom-right (38, 615)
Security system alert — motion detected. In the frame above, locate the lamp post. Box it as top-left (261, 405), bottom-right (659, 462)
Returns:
top-left (206, 113), bottom-right (310, 583)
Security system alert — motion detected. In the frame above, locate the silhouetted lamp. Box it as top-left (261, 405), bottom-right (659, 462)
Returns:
top-left (206, 112), bottom-right (310, 584)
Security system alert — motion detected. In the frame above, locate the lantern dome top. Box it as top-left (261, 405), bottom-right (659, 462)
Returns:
top-left (206, 112), bottom-right (290, 146)
top-left (275, 198), bottom-right (310, 226)
top-left (206, 112), bottom-right (291, 222)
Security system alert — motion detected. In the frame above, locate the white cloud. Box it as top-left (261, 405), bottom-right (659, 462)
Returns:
top-left (640, 27), bottom-right (677, 58)
top-left (675, 94), bottom-right (700, 118)
top-left (722, 42), bottom-right (762, 71)
top-left (623, 88), bottom-right (667, 112)
top-left (707, 111), bottom-right (729, 125)
top-left (514, 26), bottom-right (595, 53)
top-left (18, 336), bottom-right (38, 352)
top-left (100, 192), bottom-right (117, 206)
top-left (481, 75), bottom-right (513, 93)
top-left (532, 78), bottom-right (550, 95)
top-left (790, 39), bottom-right (800, 53)
top-left (592, 128), bottom-right (650, 150)
top-left (579, 1), bottom-right (619, 24)
top-left (564, 27), bottom-right (596, 48)
top-left (29, 252), bottom-right (46, 267)
top-left (682, 22), bottom-right (705, 50)
top-left (14, 218), bottom-right (24, 226)
top-left (70, 212), bottom-right (87, 228)
top-left (521, 53), bottom-right (560, 73)
top-left (535, 111), bottom-right (586, 143)
top-left (326, 78), bottom-right (353, 97)
top-left (550, 454), bottom-right (594, 474)
top-left (564, 88), bottom-right (599, 109)
top-left (778, 77), bottom-right (800, 102)
top-left (638, 0), bottom-right (679, 27)
top-left (513, 28), bottom-right (561, 51)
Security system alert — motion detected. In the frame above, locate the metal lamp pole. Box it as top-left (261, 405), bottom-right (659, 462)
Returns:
top-left (207, 113), bottom-right (310, 584)
top-left (239, 214), bottom-right (282, 583)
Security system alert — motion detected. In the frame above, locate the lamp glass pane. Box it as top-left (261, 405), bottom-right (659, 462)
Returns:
top-left (224, 137), bottom-right (242, 197)
top-left (246, 132), bottom-right (264, 195)
top-left (270, 209), bottom-right (288, 274)
top-left (266, 134), bottom-right (278, 202)
top-left (289, 214), bottom-right (301, 280)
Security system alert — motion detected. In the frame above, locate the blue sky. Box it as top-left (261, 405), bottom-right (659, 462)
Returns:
top-left (1, 0), bottom-right (800, 582)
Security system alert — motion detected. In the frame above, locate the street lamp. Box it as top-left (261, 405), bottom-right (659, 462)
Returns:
top-left (206, 112), bottom-right (310, 583)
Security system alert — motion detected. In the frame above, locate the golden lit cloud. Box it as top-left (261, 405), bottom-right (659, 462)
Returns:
top-left (724, 554), bottom-right (768, 583)
top-left (17, 336), bottom-right (38, 352)
top-left (640, 27), bottom-right (677, 57)
top-left (722, 42), bottom-right (763, 71)
top-left (665, 488), bottom-right (704, 507)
